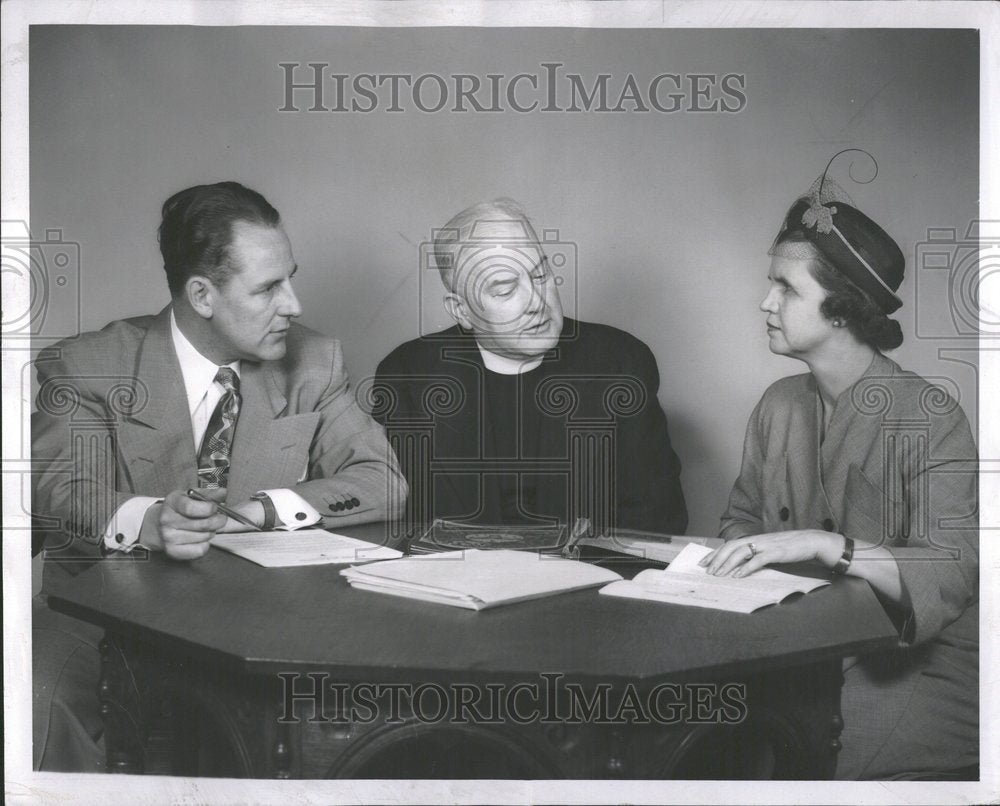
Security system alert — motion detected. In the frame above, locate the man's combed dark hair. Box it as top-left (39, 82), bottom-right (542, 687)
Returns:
top-left (158, 181), bottom-right (281, 297)
top-left (774, 230), bottom-right (904, 351)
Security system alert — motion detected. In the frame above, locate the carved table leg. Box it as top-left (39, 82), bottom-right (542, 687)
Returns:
top-left (273, 720), bottom-right (293, 779)
top-left (98, 635), bottom-right (144, 774)
top-left (829, 662), bottom-right (845, 770)
top-left (649, 661), bottom-right (842, 779)
top-left (99, 631), bottom-right (264, 776)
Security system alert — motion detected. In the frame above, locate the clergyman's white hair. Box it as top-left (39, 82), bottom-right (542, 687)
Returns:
top-left (431, 197), bottom-right (537, 291)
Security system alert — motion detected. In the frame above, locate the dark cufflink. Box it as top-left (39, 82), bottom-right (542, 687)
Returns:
top-left (115, 533), bottom-right (125, 544)
top-left (779, 506), bottom-right (789, 522)
top-left (295, 512), bottom-right (307, 521)
top-left (822, 518), bottom-right (835, 532)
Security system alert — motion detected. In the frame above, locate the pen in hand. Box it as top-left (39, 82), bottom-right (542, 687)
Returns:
top-left (186, 489), bottom-right (264, 533)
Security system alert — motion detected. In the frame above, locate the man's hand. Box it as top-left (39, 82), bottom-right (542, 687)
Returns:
top-left (214, 499), bottom-right (266, 533)
top-left (139, 488), bottom-right (228, 560)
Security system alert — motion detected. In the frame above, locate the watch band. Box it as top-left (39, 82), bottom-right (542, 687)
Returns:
top-left (252, 492), bottom-right (277, 531)
top-left (832, 536), bottom-right (855, 575)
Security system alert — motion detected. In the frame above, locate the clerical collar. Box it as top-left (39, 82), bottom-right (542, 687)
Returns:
top-left (170, 309), bottom-right (241, 416)
top-left (476, 343), bottom-right (544, 375)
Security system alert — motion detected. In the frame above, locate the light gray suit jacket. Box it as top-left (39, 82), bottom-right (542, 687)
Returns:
top-left (32, 306), bottom-right (406, 553)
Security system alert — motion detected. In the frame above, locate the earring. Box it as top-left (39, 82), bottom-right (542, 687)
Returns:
top-left (832, 318), bottom-right (845, 328)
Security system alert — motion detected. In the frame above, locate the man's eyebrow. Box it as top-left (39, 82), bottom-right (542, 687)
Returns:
top-left (253, 265), bottom-right (298, 291)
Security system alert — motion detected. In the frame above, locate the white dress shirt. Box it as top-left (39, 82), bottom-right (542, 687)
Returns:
top-left (103, 310), bottom-right (319, 551)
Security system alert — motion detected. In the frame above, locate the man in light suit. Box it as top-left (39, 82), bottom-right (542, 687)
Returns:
top-left (32, 181), bottom-right (406, 769)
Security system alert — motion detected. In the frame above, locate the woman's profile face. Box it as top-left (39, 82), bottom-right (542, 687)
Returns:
top-left (759, 250), bottom-right (837, 360)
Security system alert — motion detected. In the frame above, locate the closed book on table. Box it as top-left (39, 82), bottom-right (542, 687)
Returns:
top-left (406, 519), bottom-right (569, 555)
top-left (570, 530), bottom-right (717, 566)
top-left (341, 549), bottom-right (622, 610)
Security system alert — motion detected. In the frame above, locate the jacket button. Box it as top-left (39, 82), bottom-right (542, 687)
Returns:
top-left (351, 497), bottom-right (360, 507)
top-left (779, 507), bottom-right (789, 522)
top-left (822, 518), bottom-right (835, 532)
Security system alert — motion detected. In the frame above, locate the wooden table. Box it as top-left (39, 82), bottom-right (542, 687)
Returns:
top-left (45, 523), bottom-right (898, 779)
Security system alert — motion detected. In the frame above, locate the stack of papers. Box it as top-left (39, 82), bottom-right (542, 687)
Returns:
top-left (211, 529), bottom-right (402, 567)
top-left (599, 543), bottom-right (830, 613)
top-left (341, 549), bottom-right (622, 610)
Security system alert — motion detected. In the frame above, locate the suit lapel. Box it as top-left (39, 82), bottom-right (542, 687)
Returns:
top-left (116, 310), bottom-right (320, 502)
top-left (116, 307), bottom-right (200, 495)
top-left (227, 359), bottom-right (320, 502)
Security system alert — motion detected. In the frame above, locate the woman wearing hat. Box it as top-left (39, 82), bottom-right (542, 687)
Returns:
top-left (702, 151), bottom-right (979, 780)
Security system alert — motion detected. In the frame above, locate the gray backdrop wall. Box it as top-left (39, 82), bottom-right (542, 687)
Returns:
top-left (30, 27), bottom-right (979, 536)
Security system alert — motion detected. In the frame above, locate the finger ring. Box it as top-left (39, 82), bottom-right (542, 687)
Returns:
top-left (747, 542), bottom-right (757, 559)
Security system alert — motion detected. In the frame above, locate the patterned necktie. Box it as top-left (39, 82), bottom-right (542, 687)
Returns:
top-left (197, 367), bottom-right (241, 488)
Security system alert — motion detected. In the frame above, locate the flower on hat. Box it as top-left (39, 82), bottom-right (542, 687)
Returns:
top-left (802, 198), bottom-right (836, 234)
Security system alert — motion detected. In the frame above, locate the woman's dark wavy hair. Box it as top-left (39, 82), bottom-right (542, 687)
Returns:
top-left (773, 229), bottom-right (904, 351)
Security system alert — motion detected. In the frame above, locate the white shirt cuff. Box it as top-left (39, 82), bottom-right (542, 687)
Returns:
top-left (259, 489), bottom-right (321, 530)
top-left (102, 496), bottom-right (161, 552)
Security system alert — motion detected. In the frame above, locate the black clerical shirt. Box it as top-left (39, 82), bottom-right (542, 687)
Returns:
top-left (374, 318), bottom-right (688, 534)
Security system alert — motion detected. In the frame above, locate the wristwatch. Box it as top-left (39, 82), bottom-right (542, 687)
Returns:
top-left (250, 492), bottom-right (277, 531)
top-left (831, 536), bottom-right (855, 575)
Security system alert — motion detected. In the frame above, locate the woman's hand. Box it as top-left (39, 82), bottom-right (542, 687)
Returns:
top-left (698, 530), bottom-right (846, 578)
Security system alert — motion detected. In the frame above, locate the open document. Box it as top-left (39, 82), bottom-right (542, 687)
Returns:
top-left (599, 543), bottom-right (830, 613)
top-left (210, 529), bottom-right (402, 568)
top-left (341, 549), bottom-right (622, 610)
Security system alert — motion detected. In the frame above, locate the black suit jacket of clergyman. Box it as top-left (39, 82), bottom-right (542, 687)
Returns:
top-left (373, 318), bottom-right (687, 535)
